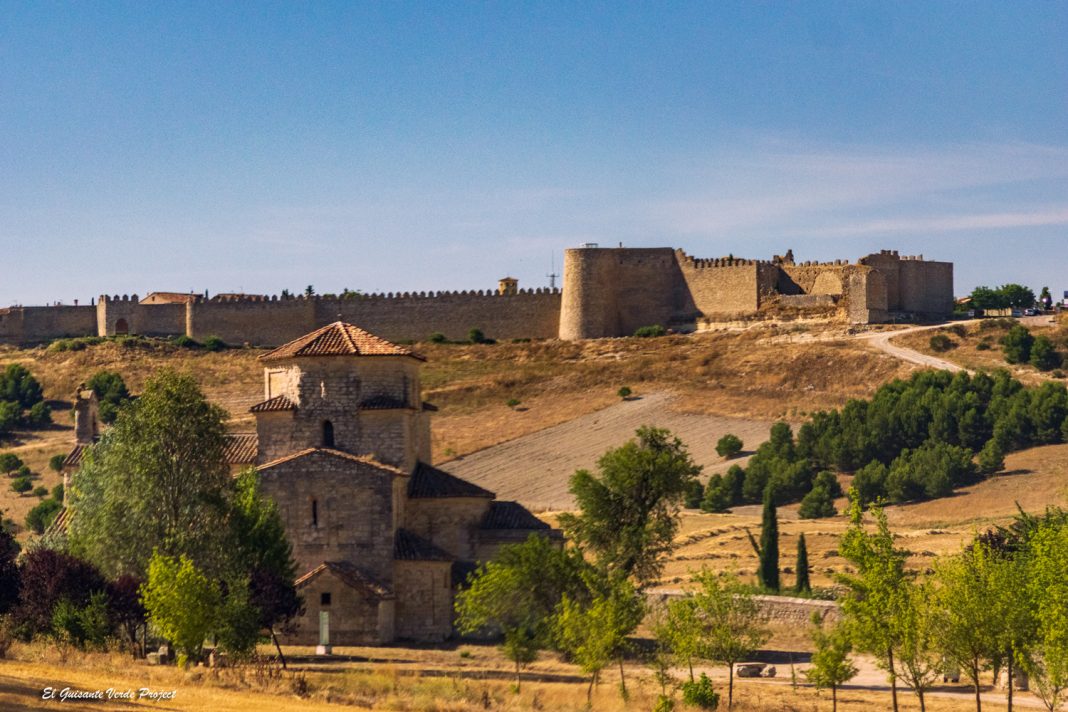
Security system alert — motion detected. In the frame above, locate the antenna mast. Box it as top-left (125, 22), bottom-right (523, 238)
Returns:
top-left (546, 253), bottom-right (559, 290)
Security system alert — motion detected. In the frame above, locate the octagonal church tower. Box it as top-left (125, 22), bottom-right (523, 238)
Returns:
top-left (249, 322), bottom-right (560, 647)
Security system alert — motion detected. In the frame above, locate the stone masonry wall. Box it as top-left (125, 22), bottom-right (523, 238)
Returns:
top-left (258, 452), bottom-right (397, 582)
top-left (393, 560), bottom-right (454, 641)
top-left (284, 570), bottom-right (393, 646)
top-left (404, 497), bottom-right (491, 561)
top-left (677, 255), bottom-right (762, 316)
top-left (0, 305), bottom-right (97, 344)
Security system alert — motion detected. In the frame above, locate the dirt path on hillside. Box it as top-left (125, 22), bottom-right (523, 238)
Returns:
top-left (860, 324), bottom-right (970, 373)
top-left (442, 392), bottom-right (772, 510)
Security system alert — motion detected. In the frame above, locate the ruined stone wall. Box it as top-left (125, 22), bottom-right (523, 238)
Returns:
top-left (283, 572), bottom-right (393, 645)
top-left (404, 497), bottom-right (491, 561)
top-left (258, 453), bottom-right (397, 582)
top-left (393, 560), bottom-right (453, 641)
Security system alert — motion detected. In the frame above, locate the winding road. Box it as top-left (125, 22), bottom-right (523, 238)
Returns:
top-left (859, 323), bottom-right (970, 373)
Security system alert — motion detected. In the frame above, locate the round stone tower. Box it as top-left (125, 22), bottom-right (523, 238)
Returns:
top-left (559, 246), bottom-right (621, 340)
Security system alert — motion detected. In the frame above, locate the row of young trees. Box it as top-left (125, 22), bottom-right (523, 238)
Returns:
top-left (836, 492), bottom-right (1068, 712)
top-left (1, 370), bottom-right (301, 666)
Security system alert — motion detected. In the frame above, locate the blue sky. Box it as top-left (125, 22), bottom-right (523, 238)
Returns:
top-left (2, 2), bottom-right (1066, 305)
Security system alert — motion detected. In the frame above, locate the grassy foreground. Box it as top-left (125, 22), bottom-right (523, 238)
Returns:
top-left (0, 642), bottom-right (988, 712)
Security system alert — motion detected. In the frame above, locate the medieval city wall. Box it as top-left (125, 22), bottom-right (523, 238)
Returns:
top-left (898, 259), bottom-right (955, 315)
top-left (0, 305), bottom-right (96, 344)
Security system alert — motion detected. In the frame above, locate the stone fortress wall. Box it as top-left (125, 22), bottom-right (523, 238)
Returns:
top-left (0, 246), bottom-right (952, 346)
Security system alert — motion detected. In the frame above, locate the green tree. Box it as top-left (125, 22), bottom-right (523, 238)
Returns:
top-left (85, 370), bottom-right (131, 424)
top-left (716, 434), bottom-right (743, 459)
top-left (932, 542), bottom-right (1011, 712)
top-left (69, 370), bottom-right (231, 578)
top-left (1000, 284), bottom-right (1037, 309)
top-left (977, 439), bottom-right (1005, 476)
top-left (894, 581), bottom-right (942, 712)
top-left (48, 454), bottom-right (65, 473)
top-left (701, 474), bottom-right (733, 513)
top-left (664, 596), bottom-right (703, 682)
top-left (553, 577), bottom-right (644, 702)
top-left (0, 453), bottom-right (22, 474)
top-left (799, 485), bottom-right (837, 519)
top-left (10, 477), bottom-right (31, 495)
top-left (0, 364), bottom-right (44, 409)
top-left (455, 535), bottom-right (592, 690)
top-left (1030, 336), bottom-right (1062, 371)
top-left (1019, 522), bottom-right (1068, 711)
top-left (795, 533), bottom-right (811, 593)
top-left (805, 613), bottom-right (857, 712)
top-left (746, 492), bottom-right (779, 591)
top-left (468, 327), bottom-right (487, 344)
top-left (837, 492), bottom-right (909, 712)
top-left (559, 426), bottom-right (701, 586)
top-left (25, 498), bottom-right (62, 534)
top-left (140, 551), bottom-right (221, 664)
top-left (1001, 325), bottom-right (1035, 364)
top-left (692, 570), bottom-right (769, 710)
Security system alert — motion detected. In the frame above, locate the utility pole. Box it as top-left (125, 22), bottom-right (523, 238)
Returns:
top-left (546, 253), bottom-right (559, 290)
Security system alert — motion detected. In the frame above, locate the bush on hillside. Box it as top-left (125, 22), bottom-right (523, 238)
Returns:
top-left (467, 328), bottom-right (489, 344)
top-left (798, 485), bottom-right (836, 519)
top-left (929, 333), bottom-right (955, 352)
top-left (1001, 325), bottom-right (1034, 364)
top-left (10, 478), bottom-right (32, 495)
top-left (633, 324), bottom-right (667, 338)
top-left (202, 335), bottom-right (227, 352)
top-left (172, 335), bottom-right (199, 349)
top-left (428, 332), bottom-right (447, 344)
top-left (1030, 336), bottom-right (1062, 371)
top-left (716, 433), bottom-right (743, 458)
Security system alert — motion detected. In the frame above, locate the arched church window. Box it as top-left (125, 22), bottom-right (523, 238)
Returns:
top-left (322, 420), bottom-right (335, 448)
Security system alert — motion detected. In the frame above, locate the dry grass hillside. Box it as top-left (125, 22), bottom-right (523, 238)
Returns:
top-left (652, 443), bottom-right (1068, 592)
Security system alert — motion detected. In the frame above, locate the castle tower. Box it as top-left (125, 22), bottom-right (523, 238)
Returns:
top-left (497, 277), bottom-right (518, 295)
top-left (252, 321), bottom-right (431, 473)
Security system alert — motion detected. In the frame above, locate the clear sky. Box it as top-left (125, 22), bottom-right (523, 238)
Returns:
top-left (2, 2), bottom-right (1066, 305)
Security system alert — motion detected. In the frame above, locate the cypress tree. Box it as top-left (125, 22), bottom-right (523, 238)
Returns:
top-left (757, 491), bottom-right (780, 591)
top-left (795, 533), bottom-right (811, 593)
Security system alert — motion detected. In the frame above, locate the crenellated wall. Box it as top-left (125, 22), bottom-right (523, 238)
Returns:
top-left (1, 246), bottom-right (951, 345)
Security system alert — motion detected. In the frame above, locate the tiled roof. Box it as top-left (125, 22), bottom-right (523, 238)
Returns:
top-left (359, 395), bottom-right (412, 410)
top-left (47, 507), bottom-right (71, 535)
top-left (249, 394), bottom-right (297, 413)
top-left (257, 447), bottom-right (407, 477)
top-left (408, 462), bottom-right (494, 499)
top-left (62, 443), bottom-right (91, 469)
top-left (480, 501), bottom-right (551, 531)
top-left (141, 292), bottom-right (198, 304)
top-left (261, 321), bottom-right (424, 362)
top-left (394, 529), bottom-right (453, 561)
top-left (295, 561), bottom-right (393, 599)
top-left (223, 433), bottom-right (258, 464)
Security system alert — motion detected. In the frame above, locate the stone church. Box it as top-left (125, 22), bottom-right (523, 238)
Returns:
top-left (59, 321), bottom-right (559, 647)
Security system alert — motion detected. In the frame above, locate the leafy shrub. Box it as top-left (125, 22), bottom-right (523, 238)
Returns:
top-left (929, 334), bottom-right (955, 352)
top-left (976, 341), bottom-right (991, 351)
top-left (10, 478), bottom-right (31, 495)
top-left (52, 484), bottom-right (64, 501)
top-left (634, 324), bottom-right (667, 338)
top-left (1030, 336), bottom-right (1062, 371)
top-left (25, 402), bottom-right (51, 428)
top-left (948, 324), bottom-right (968, 338)
top-left (506, 398), bottom-right (521, 409)
top-left (0, 402), bottom-right (19, 437)
top-left (49, 454), bottom-right (66, 472)
top-left (684, 479), bottom-right (704, 509)
top-left (172, 335), bottom-right (200, 349)
top-left (51, 592), bottom-right (111, 649)
top-left (1001, 325), bottom-right (1034, 364)
top-left (798, 486), bottom-right (836, 519)
top-left (0, 454), bottom-right (21, 475)
top-left (86, 370), bottom-right (131, 424)
top-left (653, 695), bottom-right (676, 712)
top-left (31, 486), bottom-right (47, 498)
top-left (977, 439), bottom-right (1004, 475)
top-left (885, 441), bottom-right (977, 503)
top-left (701, 474), bottom-right (732, 513)
top-left (202, 335), bottom-right (227, 352)
top-left (715, 433), bottom-right (743, 458)
top-left (618, 386), bottom-right (633, 399)
top-left (428, 332), bottom-right (447, 344)
top-left (10, 549), bottom-right (108, 640)
top-left (0, 364), bottom-right (44, 409)
top-left (25, 498), bottom-right (62, 534)
top-left (681, 673), bottom-right (719, 709)
top-left (15, 465), bottom-right (30, 479)
top-left (467, 328), bottom-right (488, 344)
